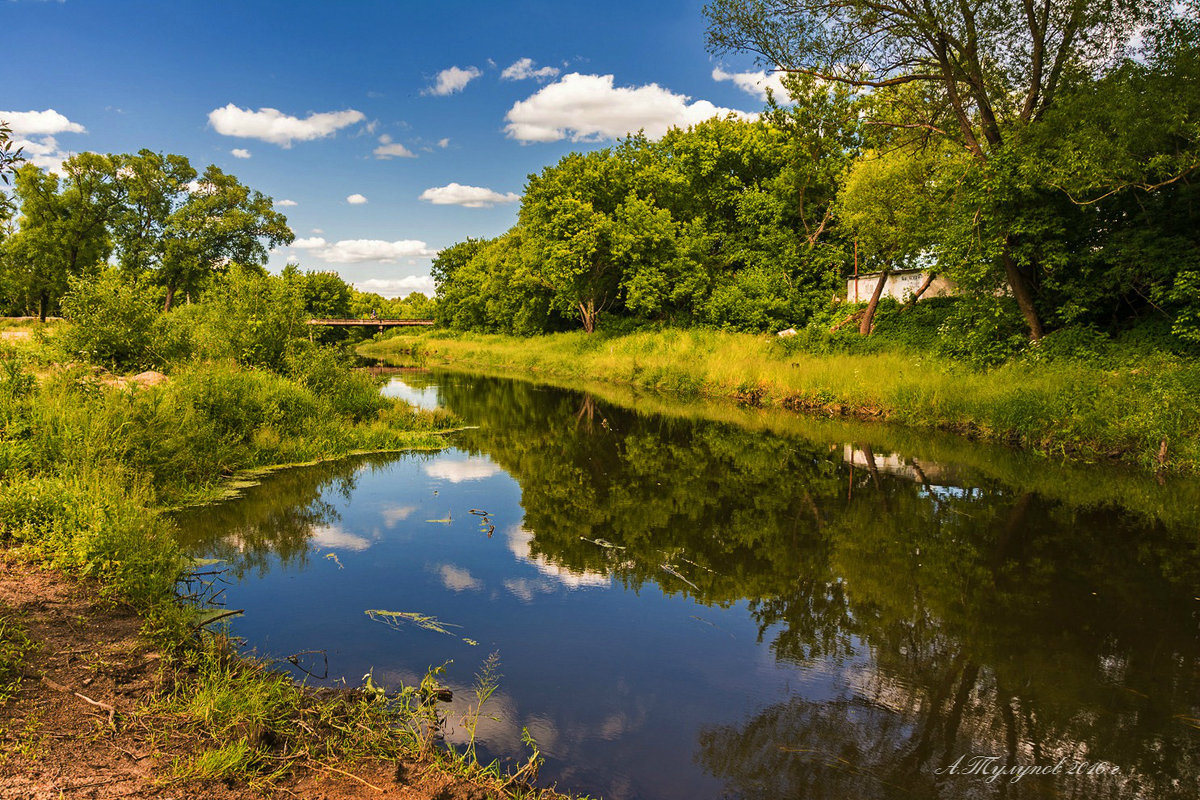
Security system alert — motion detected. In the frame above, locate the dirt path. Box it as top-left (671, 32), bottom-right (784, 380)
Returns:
top-left (0, 555), bottom-right (501, 800)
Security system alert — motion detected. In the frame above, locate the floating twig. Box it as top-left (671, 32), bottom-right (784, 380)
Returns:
top-left (190, 608), bottom-right (245, 629)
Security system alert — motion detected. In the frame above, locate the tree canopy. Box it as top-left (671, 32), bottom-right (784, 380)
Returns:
top-left (0, 151), bottom-right (293, 318)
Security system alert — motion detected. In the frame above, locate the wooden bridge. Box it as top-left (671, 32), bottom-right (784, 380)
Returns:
top-left (307, 318), bottom-right (434, 329)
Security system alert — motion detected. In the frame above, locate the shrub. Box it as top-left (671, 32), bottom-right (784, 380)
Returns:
top-left (1023, 324), bottom-right (1113, 365)
top-left (935, 297), bottom-right (1029, 367)
top-left (286, 346), bottom-right (387, 422)
top-left (59, 269), bottom-right (163, 371)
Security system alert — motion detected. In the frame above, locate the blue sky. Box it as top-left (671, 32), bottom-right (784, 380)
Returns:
top-left (3, 0), bottom-right (779, 296)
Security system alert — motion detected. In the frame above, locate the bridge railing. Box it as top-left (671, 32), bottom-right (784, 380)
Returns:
top-left (307, 318), bottom-right (435, 326)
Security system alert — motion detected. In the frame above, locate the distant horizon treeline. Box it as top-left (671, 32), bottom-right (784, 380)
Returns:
top-left (433, 9), bottom-right (1200, 352)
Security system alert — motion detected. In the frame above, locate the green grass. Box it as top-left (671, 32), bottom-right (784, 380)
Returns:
top-left (0, 328), bottom-right (566, 796)
top-left (361, 328), bottom-right (1200, 473)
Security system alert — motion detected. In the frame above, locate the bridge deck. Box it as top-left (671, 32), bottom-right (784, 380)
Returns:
top-left (308, 318), bottom-right (434, 327)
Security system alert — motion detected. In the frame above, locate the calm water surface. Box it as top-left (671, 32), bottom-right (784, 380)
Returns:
top-left (175, 371), bottom-right (1200, 800)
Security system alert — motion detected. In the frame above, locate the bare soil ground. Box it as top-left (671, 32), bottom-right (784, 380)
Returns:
top-left (0, 555), bottom-right (504, 800)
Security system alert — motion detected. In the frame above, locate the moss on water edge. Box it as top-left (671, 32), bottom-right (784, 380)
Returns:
top-left (360, 329), bottom-right (1200, 475)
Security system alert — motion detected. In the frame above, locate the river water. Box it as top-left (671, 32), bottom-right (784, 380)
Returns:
top-left (175, 370), bottom-right (1200, 800)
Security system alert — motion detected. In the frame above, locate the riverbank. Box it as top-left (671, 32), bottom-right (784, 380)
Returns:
top-left (0, 326), bottom-right (569, 799)
top-left (0, 557), bottom-right (501, 800)
top-left (359, 329), bottom-right (1200, 474)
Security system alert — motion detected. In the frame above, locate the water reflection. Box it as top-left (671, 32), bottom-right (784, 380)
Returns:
top-left (176, 372), bottom-right (1200, 800)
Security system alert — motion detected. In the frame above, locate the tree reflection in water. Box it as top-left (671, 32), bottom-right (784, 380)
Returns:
top-left (176, 372), bottom-right (1200, 799)
top-left (439, 375), bottom-right (1199, 800)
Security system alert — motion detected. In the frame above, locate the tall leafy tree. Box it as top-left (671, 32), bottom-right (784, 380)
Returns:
top-left (4, 154), bottom-right (125, 319)
top-left (108, 150), bottom-right (197, 276)
top-left (705, 0), bottom-right (1172, 339)
top-left (156, 164), bottom-right (293, 310)
top-left (520, 147), bottom-right (652, 333)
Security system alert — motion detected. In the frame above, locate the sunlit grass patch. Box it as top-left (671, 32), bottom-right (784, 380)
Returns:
top-left (362, 329), bottom-right (1200, 473)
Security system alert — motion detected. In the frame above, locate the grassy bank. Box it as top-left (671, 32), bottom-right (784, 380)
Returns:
top-left (0, 324), bottom-right (565, 798)
top-left (360, 328), bottom-right (1200, 473)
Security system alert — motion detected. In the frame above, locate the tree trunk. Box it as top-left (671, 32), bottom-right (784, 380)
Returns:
top-left (1002, 245), bottom-right (1043, 340)
top-left (38, 291), bottom-right (48, 323)
top-left (859, 269), bottom-right (890, 335)
top-left (163, 284), bottom-right (177, 312)
top-left (901, 272), bottom-right (937, 311)
top-left (578, 299), bottom-right (596, 333)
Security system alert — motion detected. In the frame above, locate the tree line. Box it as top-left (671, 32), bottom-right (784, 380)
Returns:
top-left (433, 1), bottom-right (1199, 351)
top-left (0, 144), bottom-right (432, 330)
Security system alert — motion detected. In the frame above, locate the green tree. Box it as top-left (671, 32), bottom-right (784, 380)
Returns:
top-left (108, 150), bottom-right (197, 276)
top-left (835, 146), bottom-right (965, 333)
top-left (520, 150), bottom-right (633, 333)
top-left (705, 0), bottom-right (1173, 339)
top-left (156, 164), bottom-right (293, 310)
top-left (283, 266), bottom-right (352, 319)
top-left (4, 155), bottom-right (125, 320)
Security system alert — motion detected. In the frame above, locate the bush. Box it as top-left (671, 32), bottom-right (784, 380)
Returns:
top-left (1023, 324), bottom-right (1113, 365)
top-left (166, 265), bottom-right (308, 371)
top-left (59, 269), bottom-right (163, 371)
top-left (286, 346), bottom-right (388, 422)
top-left (935, 297), bottom-right (1029, 367)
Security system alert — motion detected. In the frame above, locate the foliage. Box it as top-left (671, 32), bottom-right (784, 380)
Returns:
top-left (168, 264), bottom-right (307, 371)
top-left (705, 0), bottom-right (1198, 341)
top-left (0, 150), bottom-right (293, 318)
top-left (436, 114), bottom-right (858, 335)
top-left (58, 269), bottom-right (165, 371)
top-left (0, 120), bottom-right (24, 228)
top-left (2, 158), bottom-right (119, 319)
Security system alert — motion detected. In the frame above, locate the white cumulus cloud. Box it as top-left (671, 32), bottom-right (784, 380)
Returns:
top-left (437, 137), bottom-right (450, 148)
top-left (354, 276), bottom-right (436, 298)
top-left (274, 198), bottom-right (298, 207)
top-left (291, 237), bottom-right (435, 264)
top-left (506, 526), bottom-right (611, 589)
top-left (346, 193), bottom-right (368, 204)
top-left (380, 505), bottom-right (418, 527)
top-left (311, 524), bottom-right (372, 552)
top-left (419, 183), bottom-right (520, 208)
top-left (230, 148), bottom-right (252, 159)
top-left (0, 109), bottom-right (86, 135)
top-left (373, 134), bottom-right (416, 159)
top-left (423, 456), bottom-right (501, 483)
top-left (207, 104), bottom-right (365, 148)
top-left (10, 135), bottom-right (68, 172)
top-left (0, 111), bottom-right (86, 174)
top-left (501, 57), bottom-right (560, 81)
top-left (504, 72), bottom-right (753, 142)
top-left (712, 67), bottom-right (790, 101)
top-left (436, 564), bottom-right (483, 593)
top-left (424, 66), bottom-right (482, 96)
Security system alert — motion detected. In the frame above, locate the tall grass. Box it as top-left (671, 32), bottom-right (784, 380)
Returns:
top-left (362, 328), bottom-right (1200, 473)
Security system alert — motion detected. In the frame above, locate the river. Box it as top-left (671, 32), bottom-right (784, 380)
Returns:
top-left (175, 369), bottom-right (1200, 800)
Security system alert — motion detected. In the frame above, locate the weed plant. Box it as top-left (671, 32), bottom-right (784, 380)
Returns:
top-left (0, 615), bottom-right (34, 704)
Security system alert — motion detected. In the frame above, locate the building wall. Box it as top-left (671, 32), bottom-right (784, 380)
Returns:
top-left (846, 270), bottom-right (955, 303)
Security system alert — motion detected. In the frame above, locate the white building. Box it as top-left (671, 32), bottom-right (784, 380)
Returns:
top-left (846, 268), bottom-right (955, 304)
